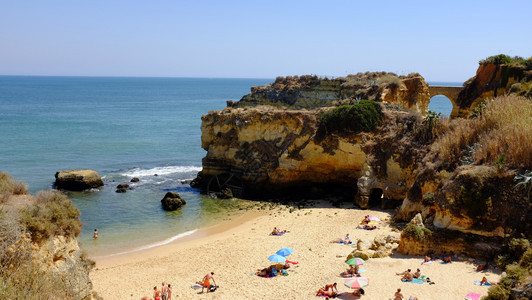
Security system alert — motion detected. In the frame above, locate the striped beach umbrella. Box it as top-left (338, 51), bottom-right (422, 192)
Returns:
top-left (344, 277), bottom-right (369, 289)
top-left (346, 257), bottom-right (365, 266)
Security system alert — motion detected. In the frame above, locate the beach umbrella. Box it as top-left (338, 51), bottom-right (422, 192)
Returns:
top-left (268, 254), bottom-right (287, 263)
top-left (368, 216), bottom-right (381, 222)
top-left (344, 277), bottom-right (369, 289)
top-left (346, 257), bottom-right (365, 266)
top-left (276, 248), bottom-right (294, 256)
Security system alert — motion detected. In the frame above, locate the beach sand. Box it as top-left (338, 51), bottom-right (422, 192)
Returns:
top-left (90, 202), bottom-right (501, 299)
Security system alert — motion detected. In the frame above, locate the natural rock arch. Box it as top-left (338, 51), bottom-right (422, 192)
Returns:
top-left (427, 86), bottom-right (462, 118)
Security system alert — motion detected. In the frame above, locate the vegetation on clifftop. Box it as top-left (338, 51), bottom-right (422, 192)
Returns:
top-left (0, 171), bottom-right (90, 299)
top-left (317, 100), bottom-right (382, 136)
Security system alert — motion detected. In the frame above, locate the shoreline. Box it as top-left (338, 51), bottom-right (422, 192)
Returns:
top-left (90, 202), bottom-right (501, 299)
top-left (91, 208), bottom-right (268, 267)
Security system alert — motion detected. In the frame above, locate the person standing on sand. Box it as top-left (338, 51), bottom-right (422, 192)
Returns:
top-left (202, 272), bottom-right (216, 293)
top-left (161, 282), bottom-right (167, 300)
top-left (167, 284), bottom-right (172, 300)
top-left (153, 286), bottom-right (161, 300)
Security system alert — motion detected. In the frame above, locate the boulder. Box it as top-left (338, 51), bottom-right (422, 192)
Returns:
top-left (130, 177), bottom-right (140, 183)
top-left (115, 183), bottom-right (132, 193)
top-left (410, 213), bottom-right (424, 228)
top-left (347, 249), bottom-right (375, 261)
top-left (357, 239), bottom-right (372, 251)
top-left (54, 170), bottom-right (103, 191)
top-left (161, 192), bottom-right (186, 211)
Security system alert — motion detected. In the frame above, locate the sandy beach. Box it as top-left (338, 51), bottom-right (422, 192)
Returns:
top-left (90, 202), bottom-right (501, 299)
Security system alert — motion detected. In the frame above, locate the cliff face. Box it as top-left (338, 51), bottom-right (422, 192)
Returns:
top-left (194, 105), bottom-right (428, 207)
top-left (37, 236), bottom-right (93, 299)
top-left (397, 166), bottom-right (531, 239)
top-left (457, 62), bottom-right (532, 116)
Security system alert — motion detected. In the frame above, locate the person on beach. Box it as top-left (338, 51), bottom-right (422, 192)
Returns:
top-left (394, 288), bottom-right (404, 300)
top-left (272, 227), bottom-right (287, 235)
top-left (413, 268), bottom-right (421, 278)
top-left (396, 268), bottom-right (411, 276)
top-left (476, 262), bottom-right (489, 271)
top-left (330, 233), bottom-right (351, 244)
top-left (341, 265), bottom-right (359, 277)
top-left (480, 276), bottom-right (489, 286)
top-left (324, 282), bottom-right (338, 292)
top-left (361, 215), bottom-right (370, 225)
top-left (153, 286), bottom-right (161, 300)
top-left (443, 256), bottom-right (452, 263)
top-left (202, 272), bottom-right (216, 293)
top-left (421, 256), bottom-right (431, 264)
top-left (93, 229), bottom-right (98, 239)
top-left (161, 282), bottom-right (167, 300)
top-left (402, 271), bottom-right (414, 282)
top-left (167, 284), bottom-right (172, 300)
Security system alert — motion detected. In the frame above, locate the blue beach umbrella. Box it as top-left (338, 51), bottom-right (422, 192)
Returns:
top-left (268, 254), bottom-right (287, 263)
top-left (276, 248), bottom-right (294, 257)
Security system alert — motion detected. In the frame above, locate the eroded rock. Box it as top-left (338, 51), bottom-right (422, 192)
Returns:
top-left (161, 192), bottom-right (186, 211)
top-left (54, 170), bottom-right (103, 191)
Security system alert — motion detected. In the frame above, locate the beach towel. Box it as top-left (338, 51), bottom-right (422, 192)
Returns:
top-left (402, 278), bottom-right (424, 284)
top-left (338, 241), bottom-right (354, 245)
top-left (465, 292), bottom-right (481, 300)
top-left (286, 260), bottom-right (299, 265)
top-left (190, 283), bottom-right (202, 290)
top-left (421, 260), bottom-right (433, 265)
top-left (474, 280), bottom-right (493, 286)
top-left (269, 232), bottom-right (287, 236)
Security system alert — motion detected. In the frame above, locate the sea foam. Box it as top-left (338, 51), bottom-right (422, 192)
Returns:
top-left (120, 166), bottom-right (202, 178)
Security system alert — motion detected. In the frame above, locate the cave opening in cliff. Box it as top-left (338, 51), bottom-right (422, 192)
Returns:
top-left (368, 188), bottom-right (383, 208)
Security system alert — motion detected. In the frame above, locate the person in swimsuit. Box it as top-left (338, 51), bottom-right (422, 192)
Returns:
top-left (167, 284), bottom-right (172, 300)
top-left (343, 234), bottom-right (351, 244)
top-left (413, 268), bottom-right (421, 278)
top-left (93, 229), bottom-right (98, 239)
top-left (153, 286), bottom-right (161, 300)
top-left (202, 272), bottom-right (216, 293)
top-left (394, 288), bottom-right (404, 300)
top-left (161, 282), bottom-right (167, 300)
top-left (323, 282), bottom-right (338, 292)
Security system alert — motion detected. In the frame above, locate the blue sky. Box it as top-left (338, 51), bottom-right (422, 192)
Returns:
top-left (1, 0), bottom-right (530, 82)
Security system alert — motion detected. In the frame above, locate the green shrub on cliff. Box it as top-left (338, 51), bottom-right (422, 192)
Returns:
top-left (318, 100), bottom-right (382, 135)
top-left (21, 190), bottom-right (82, 244)
top-left (401, 223), bottom-right (432, 241)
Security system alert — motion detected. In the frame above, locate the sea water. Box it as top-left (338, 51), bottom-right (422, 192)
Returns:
top-left (0, 76), bottom-right (271, 257)
top-left (0, 76), bottom-right (456, 257)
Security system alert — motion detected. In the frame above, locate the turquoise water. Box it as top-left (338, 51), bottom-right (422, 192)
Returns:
top-left (0, 76), bottom-right (459, 256)
top-left (0, 76), bottom-right (271, 256)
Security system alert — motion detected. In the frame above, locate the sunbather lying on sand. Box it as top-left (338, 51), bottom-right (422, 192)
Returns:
top-left (316, 288), bottom-right (337, 297)
top-left (357, 224), bottom-right (377, 230)
top-left (421, 256), bottom-right (432, 264)
top-left (272, 227), bottom-right (287, 235)
top-left (330, 234), bottom-right (351, 244)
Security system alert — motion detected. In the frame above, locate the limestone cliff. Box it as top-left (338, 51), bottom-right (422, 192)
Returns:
top-left (456, 56), bottom-right (532, 117)
top-left (192, 104), bottom-right (429, 207)
top-left (232, 73), bottom-right (432, 115)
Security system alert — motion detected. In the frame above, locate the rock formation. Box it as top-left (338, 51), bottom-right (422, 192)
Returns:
top-left (161, 192), bottom-right (186, 211)
top-left (54, 169), bottom-right (104, 191)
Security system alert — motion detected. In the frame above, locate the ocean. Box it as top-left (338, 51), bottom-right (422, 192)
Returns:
top-left (0, 76), bottom-right (456, 257)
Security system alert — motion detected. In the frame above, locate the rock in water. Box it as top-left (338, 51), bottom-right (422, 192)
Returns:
top-left (130, 177), bottom-right (140, 182)
top-left (161, 192), bottom-right (186, 211)
top-left (54, 170), bottom-right (104, 191)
